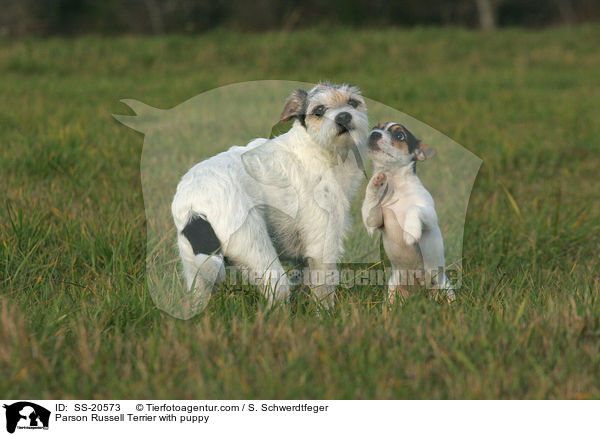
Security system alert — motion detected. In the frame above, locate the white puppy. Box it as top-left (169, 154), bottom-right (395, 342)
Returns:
top-left (362, 122), bottom-right (455, 304)
top-left (172, 82), bottom-right (369, 307)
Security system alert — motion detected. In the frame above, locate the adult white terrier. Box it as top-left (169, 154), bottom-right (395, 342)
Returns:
top-left (172, 82), bottom-right (369, 307)
top-left (362, 122), bottom-right (455, 304)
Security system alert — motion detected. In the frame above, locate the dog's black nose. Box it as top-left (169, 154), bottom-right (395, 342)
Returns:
top-left (368, 131), bottom-right (382, 149)
top-left (335, 111), bottom-right (352, 127)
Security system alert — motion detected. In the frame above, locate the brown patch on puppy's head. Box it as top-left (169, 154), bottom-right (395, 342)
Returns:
top-left (388, 124), bottom-right (411, 154)
top-left (367, 122), bottom-right (436, 170)
top-left (388, 123), bottom-right (435, 161)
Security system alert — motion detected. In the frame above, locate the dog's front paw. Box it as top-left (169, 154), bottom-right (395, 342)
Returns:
top-left (262, 270), bottom-right (292, 307)
top-left (403, 215), bottom-right (422, 245)
top-left (403, 230), bottom-right (421, 245)
top-left (372, 172), bottom-right (387, 188)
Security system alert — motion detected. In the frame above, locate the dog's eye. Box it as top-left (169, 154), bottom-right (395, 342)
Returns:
top-left (393, 131), bottom-right (406, 141)
top-left (313, 105), bottom-right (326, 117)
top-left (348, 99), bottom-right (360, 108)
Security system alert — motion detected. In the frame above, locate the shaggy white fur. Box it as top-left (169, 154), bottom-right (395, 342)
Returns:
top-left (172, 83), bottom-right (369, 307)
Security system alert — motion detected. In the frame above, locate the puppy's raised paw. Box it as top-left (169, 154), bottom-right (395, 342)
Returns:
top-left (372, 172), bottom-right (387, 188)
top-left (403, 211), bottom-right (422, 245)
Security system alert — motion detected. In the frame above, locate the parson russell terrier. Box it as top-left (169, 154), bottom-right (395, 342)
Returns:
top-left (172, 83), bottom-right (369, 308)
top-left (361, 122), bottom-right (455, 304)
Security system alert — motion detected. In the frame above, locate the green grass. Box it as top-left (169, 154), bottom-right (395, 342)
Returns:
top-left (1, 26), bottom-right (599, 399)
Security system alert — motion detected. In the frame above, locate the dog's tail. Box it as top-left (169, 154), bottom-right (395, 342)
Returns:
top-left (177, 214), bottom-right (226, 299)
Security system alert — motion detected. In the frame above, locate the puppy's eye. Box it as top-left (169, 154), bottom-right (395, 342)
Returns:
top-left (348, 99), bottom-right (360, 108)
top-left (393, 131), bottom-right (406, 141)
top-left (313, 105), bottom-right (326, 117)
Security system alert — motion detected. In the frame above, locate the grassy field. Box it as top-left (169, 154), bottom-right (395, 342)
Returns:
top-left (1, 26), bottom-right (599, 399)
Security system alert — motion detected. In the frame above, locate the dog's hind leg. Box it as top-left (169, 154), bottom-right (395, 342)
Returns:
top-left (306, 258), bottom-right (338, 309)
top-left (383, 268), bottom-right (412, 309)
top-left (224, 208), bottom-right (291, 306)
top-left (418, 227), bottom-right (455, 303)
top-left (178, 215), bottom-right (226, 296)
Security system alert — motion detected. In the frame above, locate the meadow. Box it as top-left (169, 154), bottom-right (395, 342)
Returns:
top-left (0, 26), bottom-right (599, 399)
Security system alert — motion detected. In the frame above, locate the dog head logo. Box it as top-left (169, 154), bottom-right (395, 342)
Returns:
top-left (3, 402), bottom-right (50, 433)
top-left (114, 80), bottom-right (481, 318)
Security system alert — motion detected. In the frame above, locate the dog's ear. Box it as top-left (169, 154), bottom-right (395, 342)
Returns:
top-left (280, 89), bottom-right (308, 123)
top-left (415, 143), bottom-right (436, 161)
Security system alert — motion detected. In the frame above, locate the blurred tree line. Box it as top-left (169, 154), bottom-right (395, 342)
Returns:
top-left (1, 0), bottom-right (598, 36)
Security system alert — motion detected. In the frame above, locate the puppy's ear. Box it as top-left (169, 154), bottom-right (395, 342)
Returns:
top-left (415, 143), bottom-right (436, 161)
top-left (280, 89), bottom-right (308, 122)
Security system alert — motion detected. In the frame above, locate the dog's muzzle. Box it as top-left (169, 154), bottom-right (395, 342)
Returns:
top-left (368, 131), bottom-right (382, 150)
top-left (335, 111), bottom-right (353, 135)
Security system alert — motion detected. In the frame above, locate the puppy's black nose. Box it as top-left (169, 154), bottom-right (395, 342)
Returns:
top-left (335, 111), bottom-right (352, 127)
top-left (368, 131), bottom-right (382, 149)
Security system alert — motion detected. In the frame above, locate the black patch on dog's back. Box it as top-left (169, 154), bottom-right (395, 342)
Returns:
top-left (182, 215), bottom-right (221, 256)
